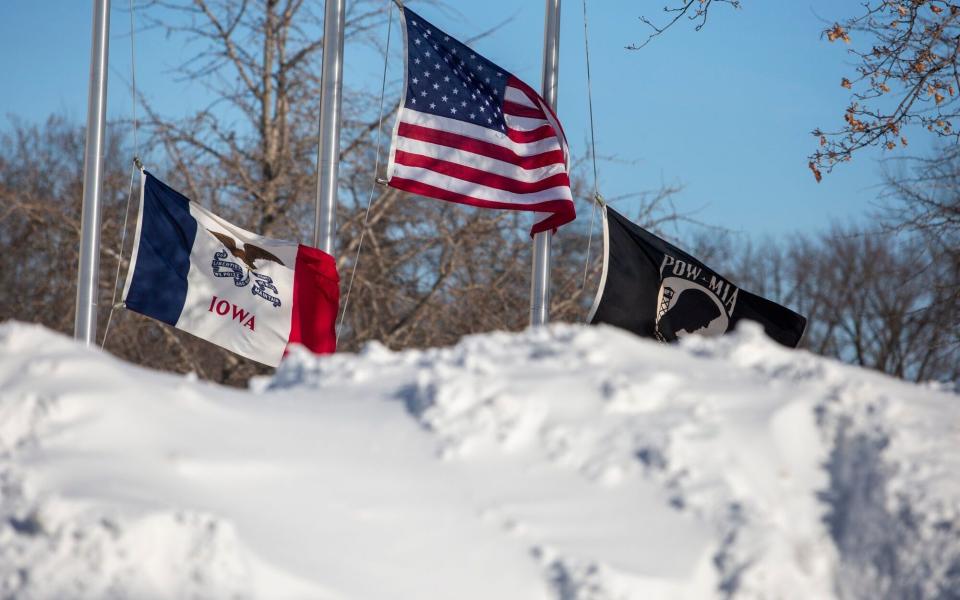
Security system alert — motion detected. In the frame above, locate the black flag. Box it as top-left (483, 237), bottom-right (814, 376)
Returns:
top-left (588, 206), bottom-right (807, 348)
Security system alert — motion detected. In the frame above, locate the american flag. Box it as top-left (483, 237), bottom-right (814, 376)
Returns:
top-left (386, 7), bottom-right (576, 235)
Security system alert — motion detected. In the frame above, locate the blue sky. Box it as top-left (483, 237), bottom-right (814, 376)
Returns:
top-left (1, 1), bottom-right (902, 240)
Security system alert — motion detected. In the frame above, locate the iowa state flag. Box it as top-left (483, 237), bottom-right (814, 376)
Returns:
top-left (588, 205), bottom-right (807, 348)
top-left (122, 172), bottom-right (339, 366)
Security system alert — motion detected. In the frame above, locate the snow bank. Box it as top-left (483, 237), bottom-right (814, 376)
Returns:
top-left (0, 321), bottom-right (956, 599)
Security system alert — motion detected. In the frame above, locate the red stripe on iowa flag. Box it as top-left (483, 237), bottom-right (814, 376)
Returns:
top-left (287, 245), bottom-right (339, 356)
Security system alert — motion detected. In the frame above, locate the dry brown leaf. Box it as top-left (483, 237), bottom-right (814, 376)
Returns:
top-left (827, 24), bottom-right (851, 43)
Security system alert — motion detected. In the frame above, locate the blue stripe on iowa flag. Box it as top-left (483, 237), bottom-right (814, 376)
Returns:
top-left (125, 172), bottom-right (197, 325)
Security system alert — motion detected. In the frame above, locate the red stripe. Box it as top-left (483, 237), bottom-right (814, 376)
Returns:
top-left (285, 245), bottom-right (339, 357)
top-left (394, 150), bottom-right (570, 193)
top-left (397, 122), bottom-right (564, 170)
top-left (507, 76), bottom-right (569, 147)
top-left (529, 205), bottom-right (578, 235)
top-left (505, 125), bottom-right (555, 144)
top-left (503, 100), bottom-right (545, 119)
top-left (390, 176), bottom-right (576, 235)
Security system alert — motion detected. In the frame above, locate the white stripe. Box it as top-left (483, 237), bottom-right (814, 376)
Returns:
top-left (392, 163), bottom-right (573, 205)
top-left (399, 108), bottom-right (560, 157)
top-left (534, 96), bottom-right (570, 170)
top-left (504, 113), bottom-right (550, 132)
top-left (394, 137), bottom-right (567, 181)
top-left (504, 85), bottom-right (538, 108)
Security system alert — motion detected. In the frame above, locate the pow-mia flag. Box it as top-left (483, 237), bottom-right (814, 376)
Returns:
top-left (122, 171), bottom-right (340, 366)
top-left (587, 206), bottom-right (807, 348)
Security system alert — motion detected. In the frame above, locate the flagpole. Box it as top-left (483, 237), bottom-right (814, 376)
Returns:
top-left (313, 0), bottom-right (347, 255)
top-left (530, 0), bottom-right (561, 327)
top-left (74, 0), bottom-right (112, 345)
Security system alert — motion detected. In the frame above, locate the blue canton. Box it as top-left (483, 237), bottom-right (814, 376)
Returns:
top-left (403, 8), bottom-right (509, 132)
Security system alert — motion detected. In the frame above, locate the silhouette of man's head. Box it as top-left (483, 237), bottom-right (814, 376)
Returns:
top-left (657, 288), bottom-right (722, 341)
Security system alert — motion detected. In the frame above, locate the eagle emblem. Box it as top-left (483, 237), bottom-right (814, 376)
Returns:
top-left (207, 230), bottom-right (284, 271)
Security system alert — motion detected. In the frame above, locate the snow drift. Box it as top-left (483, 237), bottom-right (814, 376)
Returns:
top-left (0, 321), bottom-right (956, 599)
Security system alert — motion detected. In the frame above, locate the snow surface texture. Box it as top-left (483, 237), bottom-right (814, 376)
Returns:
top-left (0, 321), bottom-right (957, 599)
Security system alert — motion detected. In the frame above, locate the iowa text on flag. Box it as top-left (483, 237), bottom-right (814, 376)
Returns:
top-left (122, 172), bottom-right (339, 366)
top-left (588, 206), bottom-right (807, 348)
top-left (386, 7), bottom-right (576, 235)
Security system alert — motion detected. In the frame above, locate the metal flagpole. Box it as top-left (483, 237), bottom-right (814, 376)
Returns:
top-left (74, 0), bottom-right (112, 345)
top-left (313, 0), bottom-right (347, 254)
top-left (530, 0), bottom-right (561, 327)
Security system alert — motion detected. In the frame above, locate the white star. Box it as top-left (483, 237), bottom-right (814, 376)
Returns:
top-left (435, 63), bottom-right (441, 70)
top-left (444, 35), bottom-right (450, 41)
top-left (425, 50), bottom-right (431, 57)
top-left (444, 76), bottom-right (450, 82)
top-left (479, 106), bottom-right (485, 112)
top-left (414, 38), bottom-right (422, 45)
top-left (411, 98), bottom-right (416, 104)
top-left (500, 124), bottom-right (506, 130)
top-left (441, 95), bottom-right (448, 102)
top-left (452, 48), bottom-right (458, 54)
top-left (461, 101), bottom-right (467, 107)
top-left (433, 83), bottom-right (439, 90)
top-left (470, 54), bottom-right (476, 59)
top-left (430, 102), bottom-right (436, 109)
top-left (471, 93), bottom-right (477, 100)
top-left (477, 64), bottom-right (483, 71)
top-left (433, 44), bottom-right (439, 51)
top-left (450, 107), bottom-right (457, 114)
top-left (484, 77), bottom-right (490, 83)
top-left (487, 118), bottom-right (493, 124)
top-left (423, 71), bottom-right (430, 78)
top-left (452, 88), bottom-right (459, 95)
top-left (496, 71), bottom-right (502, 76)
top-left (469, 113), bottom-right (476, 119)
top-left (420, 90), bottom-right (427, 97)
top-left (412, 77), bottom-right (419, 85)
top-left (492, 89), bottom-right (499, 96)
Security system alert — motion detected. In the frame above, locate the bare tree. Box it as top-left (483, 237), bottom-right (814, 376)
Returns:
top-left (810, 1), bottom-right (960, 180)
top-left (882, 147), bottom-right (960, 288)
top-left (698, 224), bottom-right (959, 383)
top-left (627, 0), bottom-right (741, 50)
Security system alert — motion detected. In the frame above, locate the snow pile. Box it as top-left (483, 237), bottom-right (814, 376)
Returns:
top-left (0, 321), bottom-right (957, 599)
